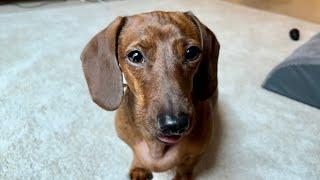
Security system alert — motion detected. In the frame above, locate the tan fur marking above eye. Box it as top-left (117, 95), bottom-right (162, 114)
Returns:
top-left (128, 38), bottom-right (156, 52)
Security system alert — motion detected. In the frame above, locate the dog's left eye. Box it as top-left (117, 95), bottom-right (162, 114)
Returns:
top-left (185, 46), bottom-right (201, 61)
top-left (127, 50), bottom-right (144, 64)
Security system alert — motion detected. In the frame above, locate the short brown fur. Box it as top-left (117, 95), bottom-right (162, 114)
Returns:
top-left (81, 11), bottom-right (220, 180)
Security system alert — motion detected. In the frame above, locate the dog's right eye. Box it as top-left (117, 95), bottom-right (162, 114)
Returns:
top-left (185, 46), bottom-right (201, 62)
top-left (127, 50), bottom-right (144, 64)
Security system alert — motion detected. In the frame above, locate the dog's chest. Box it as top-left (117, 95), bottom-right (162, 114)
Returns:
top-left (133, 140), bottom-right (187, 171)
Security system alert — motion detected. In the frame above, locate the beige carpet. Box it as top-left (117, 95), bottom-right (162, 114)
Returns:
top-left (0, 0), bottom-right (319, 179)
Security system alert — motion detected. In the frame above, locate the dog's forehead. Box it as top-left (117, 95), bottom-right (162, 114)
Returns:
top-left (121, 11), bottom-right (199, 43)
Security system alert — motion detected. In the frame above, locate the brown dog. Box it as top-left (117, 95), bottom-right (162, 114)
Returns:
top-left (81, 11), bottom-right (219, 180)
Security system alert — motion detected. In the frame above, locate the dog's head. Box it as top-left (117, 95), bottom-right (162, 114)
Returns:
top-left (81, 11), bottom-right (219, 144)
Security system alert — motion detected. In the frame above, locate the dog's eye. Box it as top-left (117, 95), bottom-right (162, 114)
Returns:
top-left (185, 46), bottom-right (200, 61)
top-left (127, 50), bottom-right (144, 64)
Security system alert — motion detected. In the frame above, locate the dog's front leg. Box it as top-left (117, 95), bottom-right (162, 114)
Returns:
top-left (174, 165), bottom-right (194, 180)
top-left (173, 156), bottom-right (200, 180)
top-left (130, 156), bottom-right (153, 180)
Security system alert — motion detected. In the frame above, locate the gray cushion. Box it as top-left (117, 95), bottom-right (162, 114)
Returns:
top-left (263, 32), bottom-right (320, 109)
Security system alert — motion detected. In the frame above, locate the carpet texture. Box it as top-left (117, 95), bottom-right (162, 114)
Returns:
top-left (0, 0), bottom-right (319, 179)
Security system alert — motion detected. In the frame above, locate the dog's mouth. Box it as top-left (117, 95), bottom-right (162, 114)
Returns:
top-left (157, 135), bottom-right (182, 144)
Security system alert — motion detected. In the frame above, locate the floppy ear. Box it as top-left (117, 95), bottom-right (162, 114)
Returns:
top-left (185, 12), bottom-right (220, 101)
top-left (81, 17), bottom-right (126, 110)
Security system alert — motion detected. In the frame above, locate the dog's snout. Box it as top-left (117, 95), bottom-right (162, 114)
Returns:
top-left (157, 113), bottom-right (190, 135)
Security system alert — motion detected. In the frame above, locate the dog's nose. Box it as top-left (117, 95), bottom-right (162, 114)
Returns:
top-left (157, 113), bottom-right (190, 135)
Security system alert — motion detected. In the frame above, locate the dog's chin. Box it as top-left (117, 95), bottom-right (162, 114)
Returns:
top-left (157, 135), bottom-right (183, 145)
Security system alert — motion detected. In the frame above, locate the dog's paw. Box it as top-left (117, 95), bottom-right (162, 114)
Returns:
top-left (129, 168), bottom-right (153, 180)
